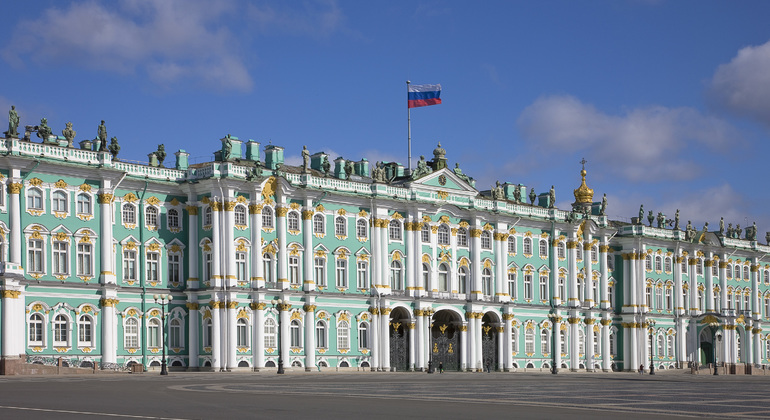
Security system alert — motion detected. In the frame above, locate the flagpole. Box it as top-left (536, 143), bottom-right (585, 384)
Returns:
top-left (407, 80), bottom-right (412, 175)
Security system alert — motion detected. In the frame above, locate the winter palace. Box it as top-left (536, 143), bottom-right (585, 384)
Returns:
top-left (1, 120), bottom-right (770, 374)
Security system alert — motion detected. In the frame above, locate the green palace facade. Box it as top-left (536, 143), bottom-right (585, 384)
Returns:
top-left (1, 124), bottom-right (770, 373)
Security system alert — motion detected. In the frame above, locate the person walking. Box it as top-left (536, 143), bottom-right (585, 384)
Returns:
top-left (438, 362), bottom-right (444, 374)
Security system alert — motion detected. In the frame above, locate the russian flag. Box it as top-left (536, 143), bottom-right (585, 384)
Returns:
top-left (408, 84), bottom-right (442, 108)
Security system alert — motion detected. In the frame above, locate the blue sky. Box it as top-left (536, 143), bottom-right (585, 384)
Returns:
top-left (2, 0), bottom-right (770, 236)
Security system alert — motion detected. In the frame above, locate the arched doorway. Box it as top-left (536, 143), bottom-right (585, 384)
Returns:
top-left (699, 328), bottom-right (714, 366)
top-left (482, 312), bottom-right (499, 371)
top-left (389, 307), bottom-right (411, 371)
top-left (431, 309), bottom-right (462, 371)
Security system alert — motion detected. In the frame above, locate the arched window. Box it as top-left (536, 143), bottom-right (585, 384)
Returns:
top-left (457, 228), bottom-right (468, 247)
top-left (664, 257), bottom-right (672, 272)
top-left (557, 275), bottom-right (566, 300)
top-left (335, 216), bottom-right (347, 237)
top-left (482, 267), bottom-right (492, 296)
top-left (511, 328), bottom-right (518, 353)
top-left (507, 236), bottom-right (516, 254)
top-left (481, 231), bottom-right (491, 249)
top-left (28, 313), bottom-right (44, 345)
top-left (422, 263), bottom-right (430, 290)
top-left (27, 187), bottom-right (43, 210)
top-left (656, 285), bottom-right (664, 309)
top-left (578, 330), bottom-right (585, 355)
top-left (696, 259), bottom-right (703, 275)
top-left (645, 255), bottom-right (653, 271)
top-left (145, 207), bottom-right (158, 229)
top-left (438, 263), bottom-right (449, 292)
top-left (122, 203), bottom-right (136, 225)
top-left (264, 318), bottom-right (277, 348)
top-left (593, 330), bottom-right (600, 355)
top-left (313, 214), bottom-right (325, 234)
top-left (667, 334), bottom-right (674, 356)
top-left (437, 224), bottom-right (450, 245)
top-left (358, 323), bottom-right (369, 349)
top-left (337, 320), bottom-right (350, 350)
top-left (76, 193), bottom-right (91, 215)
top-left (744, 266), bottom-right (750, 280)
top-left (539, 239), bottom-right (548, 258)
top-left (577, 278), bottom-right (585, 303)
top-left (458, 266), bottom-right (468, 294)
top-left (167, 208), bottom-right (180, 230)
top-left (53, 314), bottom-right (69, 345)
top-left (388, 220), bottom-right (402, 240)
top-left (657, 334), bottom-right (664, 357)
top-left (262, 206), bottom-right (274, 228)
top-left (290, 320), bottom-right (302, 347)
top-left (523, 237), bottom-right (532, 255)
top-left (287, 211), bottom-right (299, 231)
top-left (665, 287), bottom-right (672, 310)
top-left (576, 244), bottom-right (583, 261)
top-left (557, 242), bottom-right (566, 259)
top-left (52, 190), bottom-right (67, 212)
top-left (203, 206), bottom-right (212, 226)
top-left (124, 318), bottom-right (139, 349)
top-left (655, 256), bottom-right (662, 272)
top-left (390, 260), bottom-right (403, 290)
top-left (540, 329), bottom-right (550, 354)
top-left (234, 205), bottom-right (247, 226)
top-left (561, 330), bottom-right (568, 354)
top-left (356, 219), bottom-right (367, 239)
top-left (148, 318), bottom-right (161, 348)
top-left (421, 223), bottom-right (430, 242)
top-left (78, 315), bottom-right (93, 346)
top-left (170, 318), bottom-right (182, 348)
top-left (263, 253), bottom-right (274, 283)
top-left (315, 321), bottom-right (327, 348)
top-left (525, 328), bottom-right (535, 354)
top-left (591, 246), bottom-right (598, 263)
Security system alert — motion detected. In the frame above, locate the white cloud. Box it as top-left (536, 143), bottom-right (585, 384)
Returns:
top-left (708, 39), bottom-right (770, 127)
top-left (517, 95), bottom-right (737, 182)
top-left (247, 0), bottom-right (344, 37)
top-left (1, 0), bottom-right (253, 92)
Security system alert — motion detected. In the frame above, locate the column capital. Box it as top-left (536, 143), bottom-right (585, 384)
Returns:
top-left (7, 182), bottom-right (22, 194)
top-left (2, 290), bottom-right (21, 299)
top-left (600, 319), bottom-right (612, 326)
top-left (186, 205), bottom-right (199, 215)
top-left (99, 298), bottom-right (119, 307)
top-left (186, 302), bottom-right (200, 310)
top-left (97, 193), bottom-right (114, 204)
top-left (303, 304), bottom-right (317, 312)
top-left (249, 204), bottom-right (264, 214)
top-left (250, 302), bottom-right (267, 310)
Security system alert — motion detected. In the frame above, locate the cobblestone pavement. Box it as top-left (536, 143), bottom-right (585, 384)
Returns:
top-left (1, 370), bottom-right (769, 419)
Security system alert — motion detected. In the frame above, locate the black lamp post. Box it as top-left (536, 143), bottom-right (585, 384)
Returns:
top-left (153, 293), bottom-right (172, 376)
top-left (648, 319), bottom-right (656, 375)
top-left (271, 299), bottom-right (285, 374)
top-left (548, 313), bottom-right (559, 374)
top-left (427, 319), bottom-right (434, 374)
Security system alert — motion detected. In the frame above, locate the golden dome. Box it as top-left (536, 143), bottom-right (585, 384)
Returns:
top-left (573, 167), bottom-right (594, 204)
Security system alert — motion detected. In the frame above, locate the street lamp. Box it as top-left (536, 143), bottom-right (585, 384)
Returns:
top-left (648, 319), bottom-right (656, 375)
top-left (271, 299), bottom-right (285, 374)
top-left (153, 294), bottom-right (172, 376)
top-left (547, 313), bottom-right (560, 374)
top-left (707, 319), bottom-right (720, 376)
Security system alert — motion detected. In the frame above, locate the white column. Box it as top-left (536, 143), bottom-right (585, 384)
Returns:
top-left (753, 325), bottom-right (762, 366)
top-left (470, 226), bottom-right (482, 300)
top-left (408, 321), bottom-right (416, 371)
top-left (503, 313), bottom-right (512, 371)
top-left (495, 229), bottom-right (507, 301)
top-left (569, 317), bottom-right (579, 371)
top-left (227, 301), bottom-right (237, 370)
top-left (380, 218), bottom-right (389, 295)
top-left (450, 227), bottom-right (458, 295)
top-left (251, 203), bottom-right (264, 288)
top-left (568, 238), bottom-right (579, 307)
top-left (688, 258), bottom-right (698, 314)
top-left (1, 289), bottom-right (23, 357)
top-left (210, 301), bottom-right (221, 370)
top-left (98, 188), bottom-right (116, 285)
top-left (496, 326), bottom-right (504, 371)
top-left (224, 199), bottom-right (236, 288)
top-left (416, 310), bottom-right (425, 370)
top-left (413, 217), bottom-right (423, 296)
top-left (276, 204), bottom-right (288, 289)
top-left (381, 306), bottom-right (391, 371)
top-left (279, 303), bottom-right (290, 369)
top-left (674, 256), bottom-right (684, 314)
top-left (187, 204), bottom-right (199, 289)
top-left (599, 244), bottom-right (609, 309)
top-left (475, 315), bottom-right (483, 371)
top-left (706, 256), bottom-right (715, 312)
top-left (253, 302), bottom-right (265, 370)
top-left (460, 323), bottom-right (468, 371)
top-left (676, 317), bottom-right (687, 367)
top-left (626, 323), bottom-right (638, 372)
top-left (746, 323), bottom-right (754, 365)
top-left (404, 218), bottom-right (413, 293)
top-left (303, 203), bottom-right (315, 292)
top-left (211, 200), bottom-right (223, 288)
top-left (583, 235), bottom-right (593, 307)
top-left (585, 320), bottom-right (595, 371)
top-left (371, 218), bottom-right (381, 289)
top-left (752, 261), bottom-right (760, 318)
top-left (304, 303), bottom-right (316, 371)
top-left (429, 223), bottom-right (437, 294)
top-left (554, 322), bottom-right (562, 371)
top-left (370, 309), bottom-right (379, 370)
top-left (8, 181), bottom-right (22, 264)
top-left (601, 319), bottom-right (611, 371)
top-left (187, 302), bottom-right (199, 369)
top-left (628, 253), bottom-right (638, 309)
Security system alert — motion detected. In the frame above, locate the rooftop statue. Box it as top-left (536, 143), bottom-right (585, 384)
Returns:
top-left (97, 120), bottom-right (108, 151)
top-left (747, 222), bottom-right (757, 241)
top-left (411, 155), bottom-right (431, 179)
top-left (638, 205), bottom-right (644, 225)
top-left (7, 105), bottom-right (19, 138)
top-left (599, 193), bottom-right (607, 216)
top-left (727, 223), bottom-right (734, 238)
top-left (301, 145), bottom-right (309, 173)
top-left (647, 210), bottom-right (654, 227)
top-left (513, 184), bottom-right (522, 203)
top-left (36, 118), bottom-right (52, 141)
top-left (156, 144), bottom-right (166, 167)
top-left (453, 163), bottom-right (471, 184)
top-left (372, 161), bottom-right (387, 183)
top-left (685, 220), bottom-right (693, 241)
top-left (735, 224), bottom-right (742, 239)
top-left (321, 155), bottom-right (331, 176)
top-left (549, 185), bottom-right (555, 208)
top-left (656, 212), bottom-right (665, 228)
top-left (108, 137), bottom-right (120, 160)
top-left (766, 232), bottom-right (770, 246)
top-left (492, 181), bottom-right (505, 200)
top-left (674, 209), bottom-right (680, 230)
top-left (222, 135), bottom-right (233, 161)
top-left (344, 160), bottom-right (354, 179)
top-left (62, 122), bottom-right (76, 147)
top-left (719, 217), bottom-right (724, 236)
top-left (529, 188), bottom-right (536, 205)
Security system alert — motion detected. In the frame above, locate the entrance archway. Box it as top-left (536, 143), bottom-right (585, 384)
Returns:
top-left (699, 328), bottom-right (713, 366)
top-left (431, 309), bottom-right (462, 371)
top-left (389, 307), bottom-right (411, 371)
top-left (481, 312), bottom-right (500, 371)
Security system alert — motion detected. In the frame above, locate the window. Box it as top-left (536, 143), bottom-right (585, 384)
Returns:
top-left (336, 258), bottom-right (347, 288)
top-left (657, 335), bottom-right (664, 357)
top-left (314, 257), bottom-right (326, 287)
top-left (264, 318), bottom-right (277, 348)
top-left (27, 187), bottom-right (43, 210)
top-left (388, 220), bottom-right (402, 240)
top-left (335, 216), bottom-right (346, 237)
top-left (52, 190), bottom-right (67, 212)
top-left (458, 266), bottom-right (468, 294)
top-left (236, 252), bottom-right (248, 284)
top-left (576, 245), bottom-right (583, 261)
top-left (146, 251), bottom-right (159, 282)
top-left (203, 206), bottom-right (212, 226)
top-left (167, 209), bottom-right (179, 230)
top-left (557, 242), bottom-right (566, 259)
top-left (78, 315), bottom-right (92, 346)
top-left (744, 266), bottom-right (750, 280)
top-left (123, 249), bottom-right (137, 281)
top-left (167, 318), bottom-right (181, 349)
top-left (540, 329), bottom-right (550, 354)
top-left (523, 238), bottom-right (532, 255)
top-left (53, 240), bottom-right (68, 276)
top-left (421, 224), bottom-right (430, 242)
top-left (122, 203), bottom-right (136, 225)
top-left (667, 334), bottom-right (674, 357)
top-left (525, 328), bottom-right (535, 354)
top-left (203, 319), bottom-right (212, 348)
top-left (508, 236), bottom-right (516, 254)
top-left (457, 228), bottom-right (468, 247)
top-left (125, 318), bottom-right (139, 349)
top-left (356, 219), bottom-right (367, 239)
top-left (645, 255), bottom-right (653, 271)
top-left (539, 274), bottom-right (549, 300)
top-left (148, 318), bottom-right (160, 348)
top-left (698, 289), bottom-right (704, 311)
top-left (337, 320), bottom-right (350, 349)
top-left (591, 246), bottom-right (598, 263)
top-left (53, 314), bottom-right (68, 345)
top-left (665, 257), bottom-right (672, 272)
top-left (390, 261), bottom-right (403, 290)
top-left (262, 207), bottom-right (274, 228)
top-left (655, 256), bottom-right (662, 272)
top-left (607, 254), bottom-right (614, 271)
top-left (656, 286), bottom-right (663, 310)
top-left (145, 207), bottom-right (158, 229)
top-left (316, 321), bottom-right (327, 348)
top-left (289, 256), bottom-right (300, 285)
top-left (507, 271), bottom-right (517, 299)
top-left (681, 258), bottom-right (688, 274)
top-left (481, 231), bottom-right (491, 249)
top-left (358, 323), bottom-right (369, 349)
top-left (578, 330), bottom-right (585, 355)
top-left (511, 329), bottom-right (518, 353)
top-left (422, 263), bottom-right (430, 291)
top-left (437, 225), bottom-right (450, 245)
top-left (646, 285), bottom-right (653, 309)
top-left (524, 273), bottom-right (533, 300)
top-left (313, 214), bottom-right (325, 234)
top-left (696, 259), bottom-right (703, 275)
top-left (169, 252), bottom-right (181, 284)
top-left (290, 320), bottom-right (301, 347)
top-left (577, 279), bottom-right (585, 303)
top-left (665, 287), bottom-right (672, 310)
top-left (28, 313), bottom-right (43, 345)
top-left (593, 330), bottom-right (600, 355)
top-left (712, 262), bottom-right (718, 276)
top-left (539, 239), bottom-right (548, 258)
top-left (357, 261), bottom-right (368, 289)
top-left (234, 205), bottom-right (247, 226)
top-left (557, 275), bottom-right (566, 300)
top-left (288, 211), bottom-right (299, 231)
top-left (77, 243), bottom-right (92, 276)
top-left (482, 268), bottom-right (492, 296)
top-left (28, 238), bottom-right (44, 273)
top-left (263, 254), bottom-right (273, 283)
top-left (77, 194), bottom-right (92, 215)
top-left (438, 264), bottom-right (449, 292)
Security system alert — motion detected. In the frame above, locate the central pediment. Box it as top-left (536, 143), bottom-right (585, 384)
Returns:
top-left (402, 168), bottom-right (478, 197)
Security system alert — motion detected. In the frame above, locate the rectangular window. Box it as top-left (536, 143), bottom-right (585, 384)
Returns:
top-left (28, 239), bottom-right (44, 273)
top-left (123, 249), bottom-right (137, 281)
top-left (125, 319), bottom-right (139, 348)
top-left (53, 241), bottom-right (68, 276)
top-left (77, 243), bottom-right (92, 276)
top-left (539, 275), bottom-right (548, 300)
top-left (78, 319), bottom-right (92, 344)
top-left (357, 261), bottom-right (368, 289)
top-left (236, 252), bottom-right (247, 284)
top-left (289, 256), bottom-right (299, 285)
top-left (204, 252), bottom-right (212, 283)
top-left (507, 273), bottom-right (516, 299)
top-left (146, 252), bottom-right (159, 282)
top-left (524, 274), bottom-right (533, 300)
top-left (315, 257), bottom-right (326, 287)
top-left (169, 253), bottom-right (181, 284)
top-left (336, 259), bottom-right (347, 288)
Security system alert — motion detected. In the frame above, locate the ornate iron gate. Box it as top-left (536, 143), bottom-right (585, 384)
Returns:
top-left (390, 322), bottom-right (409, 371)
top-left (432, 324), bottom-right (460, 371)
top-left (482, 326), bottom-right (497, 371)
